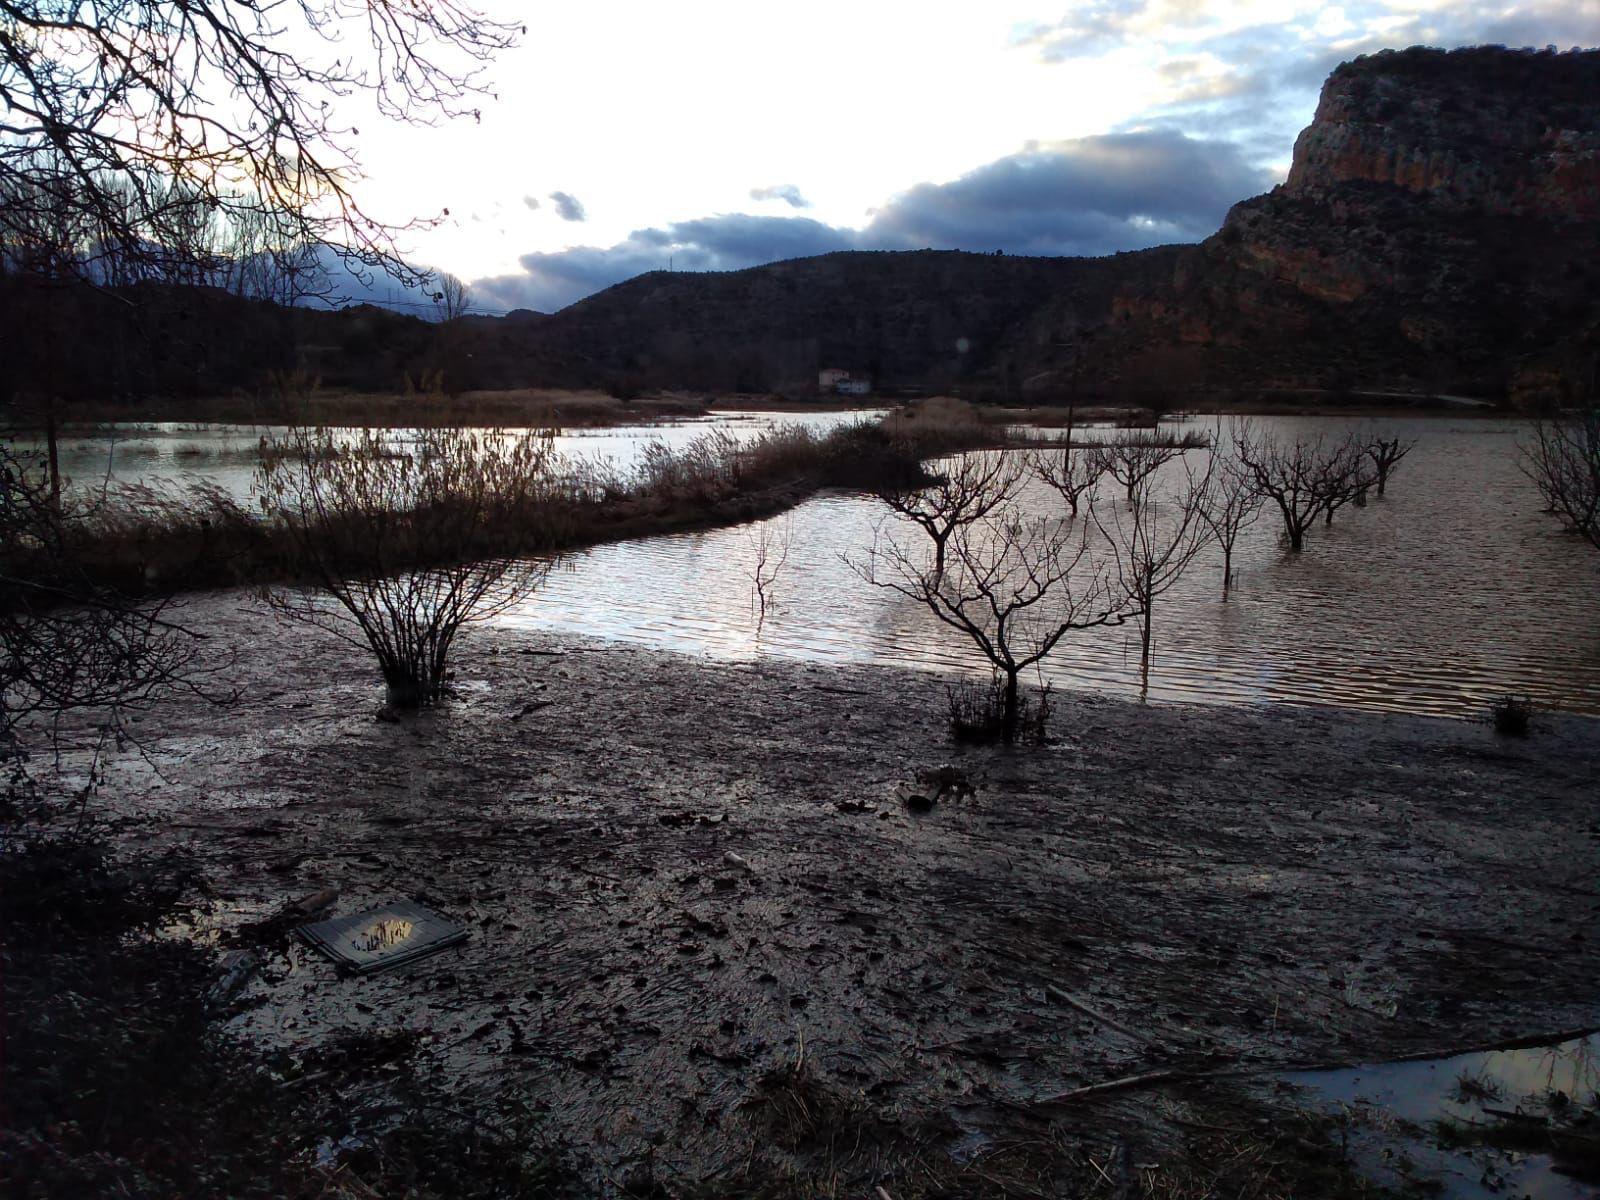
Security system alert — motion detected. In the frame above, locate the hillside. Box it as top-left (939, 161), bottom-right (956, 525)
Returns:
top-left (515, 45), bottom-right (1600, 405)
top-left (5, 45), bottom-right (1597, 415)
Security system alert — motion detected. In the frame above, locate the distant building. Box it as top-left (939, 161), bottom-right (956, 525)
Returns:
top-left (819, 368), bottom-right (871, 396)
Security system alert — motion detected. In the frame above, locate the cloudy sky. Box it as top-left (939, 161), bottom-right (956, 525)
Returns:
top-left (337, 0), bottom-right (1599, 314)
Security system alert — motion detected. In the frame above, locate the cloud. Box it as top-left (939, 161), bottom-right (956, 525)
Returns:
top-left (522, 195), bottom-right (541, 211)
top-left (469, 131), bottom-right (1268, 312)
top-left (1016, 2), bottom-right (1600, 172)
top-left (749, 184), bottom-right (812, 209)
top-left (472, 214), bottom-right (857, 313)
top-left (549, 191), bottom-right (586, 222)
top-left (862, 130), bottom-right (1271, 255)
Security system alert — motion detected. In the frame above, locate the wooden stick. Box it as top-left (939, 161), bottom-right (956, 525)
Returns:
top-left (1045, 984), bottom-right (1146, 1042)
top-left (1044, 1069), bottom-right (1189, 1105)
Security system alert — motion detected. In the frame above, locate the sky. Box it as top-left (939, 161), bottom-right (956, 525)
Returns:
top-left (327, 0), bottom-right (1600, 315)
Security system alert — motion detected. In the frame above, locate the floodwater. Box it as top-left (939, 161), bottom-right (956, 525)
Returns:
top-left (24, 408), bottom-right (883, 503)
top-left (1283, 1032), bottom-right (1600, 1198)
top-left (501, 417), bottom-right (1600, 720)
top-left (22, 412), bottom-right (1600, 720)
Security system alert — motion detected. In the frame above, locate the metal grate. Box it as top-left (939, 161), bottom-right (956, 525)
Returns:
top-left (297, 900), bottom-right (469, 975)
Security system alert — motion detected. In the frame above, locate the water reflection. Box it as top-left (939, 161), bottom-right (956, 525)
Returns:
top-left (28, 408), bottom-right (885, 503)
top-left (1285, 1032), bottom-right (1600, 1198)
top-left (22, 413), bottom-right (1600, 719)
top-left (500, 418), bottom-right (1600, 720)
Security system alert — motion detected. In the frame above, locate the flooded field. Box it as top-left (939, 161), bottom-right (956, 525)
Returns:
top-left (21, 412), bottom-right (1600, 720)
top-left (26, 408), bottom-right (881, 502)
top-left (503, 417), bottom-right (1600, 720)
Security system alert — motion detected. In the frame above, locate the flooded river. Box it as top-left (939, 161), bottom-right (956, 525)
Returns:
top-left (28, 412), bottom-right (1600, 720)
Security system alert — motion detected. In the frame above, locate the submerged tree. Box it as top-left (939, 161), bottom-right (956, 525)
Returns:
top-left (875, 450), bottom-right (1027, 580)
top-left (1093, 460), bottom-right (1214, 697)
top-left (1233, 424), bottom-right (1372, 550)
top-left (1031, 442), bottom-right (1108, 517)
top-left (1100, 437), bottom-right (1184, 503)
top-left (1198, 444), bottom-right (1265, 595)
top-left (257, 425), bottom-right (568, 709)
top-left (1522, 407), bottom-right (1600, 549)
top-left (745, 517), bottom-right (792, 632)
top-left (1365, 435), bottom-right (1416, 498)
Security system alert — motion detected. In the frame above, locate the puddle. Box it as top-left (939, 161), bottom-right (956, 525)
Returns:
top-left (1283, 1033), bottom-right (1600, 1198)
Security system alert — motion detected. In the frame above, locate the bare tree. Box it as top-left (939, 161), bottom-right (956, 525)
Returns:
top-left (1198, 449), bottom-right (1265, 595)
top-left (1093, 460), bottom-right (1214, 697)
top-left (434, 272), bottom-right (472, 321)
top-left (857, 502), bottom-right (1131, 742)
top-left (1522, 407), bottom-right (1600, 549)
top-left (1365, 434), bottom-right (1416, 498)
top-left (875, 450), bottom-right (1027, 579)
top-left (1233, 423), bottom-right (1372, 550)
top-left (0, 1), bottom-right (520, 294)
top-left (745, 518), bottom-right (792, 632)
top-left (1, 445), bottom-right (201, 780)
top-left (1097, 431), bottom-right (1205, 502)
top-left (1031, 443), bottom-right (1108, 517)
top-left (257, 425), bottom-right (567, 709)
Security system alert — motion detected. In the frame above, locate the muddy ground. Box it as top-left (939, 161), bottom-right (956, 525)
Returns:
top-left (64, 591), bottom-right (1600, 1191)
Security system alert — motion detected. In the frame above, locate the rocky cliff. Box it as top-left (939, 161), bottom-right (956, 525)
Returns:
top-left (1285, 48), bottom-right (1600, 221)
top-left (515, 45), bottom-right (1599, 404)
top-left (1004, 45), bottom-right (1600, 404)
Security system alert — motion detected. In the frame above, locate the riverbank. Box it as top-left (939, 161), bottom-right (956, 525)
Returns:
top-left (9, 385), bottom-right (1514, 438)
top-left (7, 387), bottom-right (715, 430)
top-left (30, 601), bottom-right (1599, 1194)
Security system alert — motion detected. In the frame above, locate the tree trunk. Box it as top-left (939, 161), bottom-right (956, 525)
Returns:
top-left (1221, 544), bottom-right (1233, 596)
top-left (45, 402), bottom-right (61, 508)
top-left (1139, 600), bottom-right (1153, 700)
top-left (1002, 670), bottom-right (1020, 744)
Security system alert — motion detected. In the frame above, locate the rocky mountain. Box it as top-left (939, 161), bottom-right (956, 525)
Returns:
top-left (513, 45), bottom-right (1600, 406)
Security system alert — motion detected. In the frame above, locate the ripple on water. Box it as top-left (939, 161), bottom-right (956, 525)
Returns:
top-left (500, 418), bottom-right (1600, 721)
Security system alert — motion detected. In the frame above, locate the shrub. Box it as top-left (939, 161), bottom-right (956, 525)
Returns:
top-left (257, 424), bottom-right (570, 709)
top-left (946, 674), bottom-right (1053, 745)
top-left (1488, 694), bottom-right (1533, 737)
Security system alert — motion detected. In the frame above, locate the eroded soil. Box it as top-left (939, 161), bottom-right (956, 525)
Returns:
top-left (71, 592), bottom-right (1600, 1189)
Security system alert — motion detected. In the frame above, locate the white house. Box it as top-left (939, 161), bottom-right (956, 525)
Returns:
top-left (818, 368), bottom-right (871, 396)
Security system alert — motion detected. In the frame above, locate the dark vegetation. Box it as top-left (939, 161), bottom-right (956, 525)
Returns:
top-left (946, 673), bottom-right (1053, 745)
top-left (1488, 694), bottom-right (1534, 737)
top-left (1523, 404), bottom-right (1600, 548)
top-left (17, 412), bottom-right (977, 602)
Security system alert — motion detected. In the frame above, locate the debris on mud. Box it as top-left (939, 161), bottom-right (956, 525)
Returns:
top-left (22, 604), bottom-right (1600, 1194)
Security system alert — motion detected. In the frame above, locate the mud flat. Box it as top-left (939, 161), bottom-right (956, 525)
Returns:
top-left (78, 592), bottom-right (1600, 1190)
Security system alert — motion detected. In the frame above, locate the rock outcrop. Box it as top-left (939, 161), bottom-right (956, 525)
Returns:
top-left (1285, 48), bottom-right (1600, 220)
top-left (1004, 45), bottom-right (1600, 403)
top-left (23, 46), bottom-right (1597, 409)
